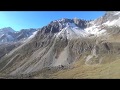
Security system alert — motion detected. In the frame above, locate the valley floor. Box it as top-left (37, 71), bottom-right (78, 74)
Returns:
top-left (33, 59), bottom-right (120, 79)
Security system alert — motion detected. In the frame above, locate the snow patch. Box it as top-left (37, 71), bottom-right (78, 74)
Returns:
top-left (56, 25), bottom-right (89, 40)
top-left (23, 31), bottom-right (38, 43)
top-left (114, 12), bottom-right (120, 15)
top-left (85, 25), bottom-right (106, 36)
top-left (28, 31), bottom-right (38, 39)
top-left (103, 17), bottom-right (120, 27)
top-left (0, 34), bottom-right (4, 38)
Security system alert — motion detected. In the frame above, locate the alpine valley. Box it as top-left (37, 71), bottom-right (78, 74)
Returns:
top-left (1, 11), bottom-right (120, 79)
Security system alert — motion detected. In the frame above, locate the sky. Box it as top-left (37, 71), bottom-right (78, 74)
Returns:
top-left (0, 11), bottom-right (105, 31)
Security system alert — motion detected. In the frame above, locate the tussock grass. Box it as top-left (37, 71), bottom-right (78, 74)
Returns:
top-left (34, 57), bottom-right (120, 79)
top-left (47, 58), bottom-right (120, 79)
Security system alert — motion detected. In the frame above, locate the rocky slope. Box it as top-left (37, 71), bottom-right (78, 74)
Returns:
top-left (1, 11), bottom-right (120, 78)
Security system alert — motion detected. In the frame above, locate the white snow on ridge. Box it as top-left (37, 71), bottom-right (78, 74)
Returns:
top-left (103, 20), bottom-right (118, 26)
top-left (114, 12), bottom-right (120, 15)
top-left (85, 25), bottom-right (106, 36)
top-left (23, 31), bottom-right (38, 43)
top-left (28, 31), bottom-right (38, 39)
top-left (56, 21), bottom-right (108, 39)
top-left (103, 17), bottom-right (120, 27)
top-left (56, 17), bottom-right (120, 38)
top-left (56, 26), bottom-right (90, 40)
top-left (0, 34), bottom-right (4, 38)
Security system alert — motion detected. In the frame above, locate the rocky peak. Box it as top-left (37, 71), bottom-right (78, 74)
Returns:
top-left (41, 18), bottom-right (89, 34)
top-left (73, 18), bottom-right (89, 28)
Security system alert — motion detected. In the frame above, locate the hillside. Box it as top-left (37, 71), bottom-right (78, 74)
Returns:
top-left (33, 58), bottom-right (120, 79)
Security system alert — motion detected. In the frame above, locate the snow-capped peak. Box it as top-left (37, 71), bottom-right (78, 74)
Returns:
top-left (56, 26), bottom-right (89, 40)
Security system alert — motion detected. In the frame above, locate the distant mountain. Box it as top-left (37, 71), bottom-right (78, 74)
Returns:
top-left (0, 27), bottom-right (15, 33)
top-left (0, 27), bottom-right (37, 44)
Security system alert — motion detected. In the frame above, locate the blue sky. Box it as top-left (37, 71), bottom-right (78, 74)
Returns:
top-left (0, 11), bottom-right (105, 31)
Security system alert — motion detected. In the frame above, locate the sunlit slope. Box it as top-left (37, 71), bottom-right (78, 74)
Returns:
top-left (34, 58), bottom-right (120, 79)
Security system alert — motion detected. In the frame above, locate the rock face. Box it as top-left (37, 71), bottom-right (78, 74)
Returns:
top-left (1, 11), bottom-right (120, 77)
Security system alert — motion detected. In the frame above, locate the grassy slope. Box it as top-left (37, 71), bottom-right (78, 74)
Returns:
top-left (50, 59), bottom-right (120, 79)
top-left (34, 57), bottom-right (120, 79)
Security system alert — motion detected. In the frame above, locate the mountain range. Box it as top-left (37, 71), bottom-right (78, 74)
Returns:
top-left (0, 11), bottom-right (120, 79)
top-left (0, 27), bottom-right (37, 43)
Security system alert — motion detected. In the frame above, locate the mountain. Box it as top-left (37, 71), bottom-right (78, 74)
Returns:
top-left (0, 27), bottom-right (37, 44)
top-left (0, 27), bottom-right (15, 33)
top-left (0, 27), bottom-right (15, 43)
top-left (1, 11), bottom-right (120, 78)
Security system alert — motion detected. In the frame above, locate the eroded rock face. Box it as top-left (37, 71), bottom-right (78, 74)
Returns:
top-left (73, 18), bottom-right (89, 28)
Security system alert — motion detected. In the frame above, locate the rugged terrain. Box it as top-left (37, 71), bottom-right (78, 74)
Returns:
top-left (1, 11), bottom-right (120, 79)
